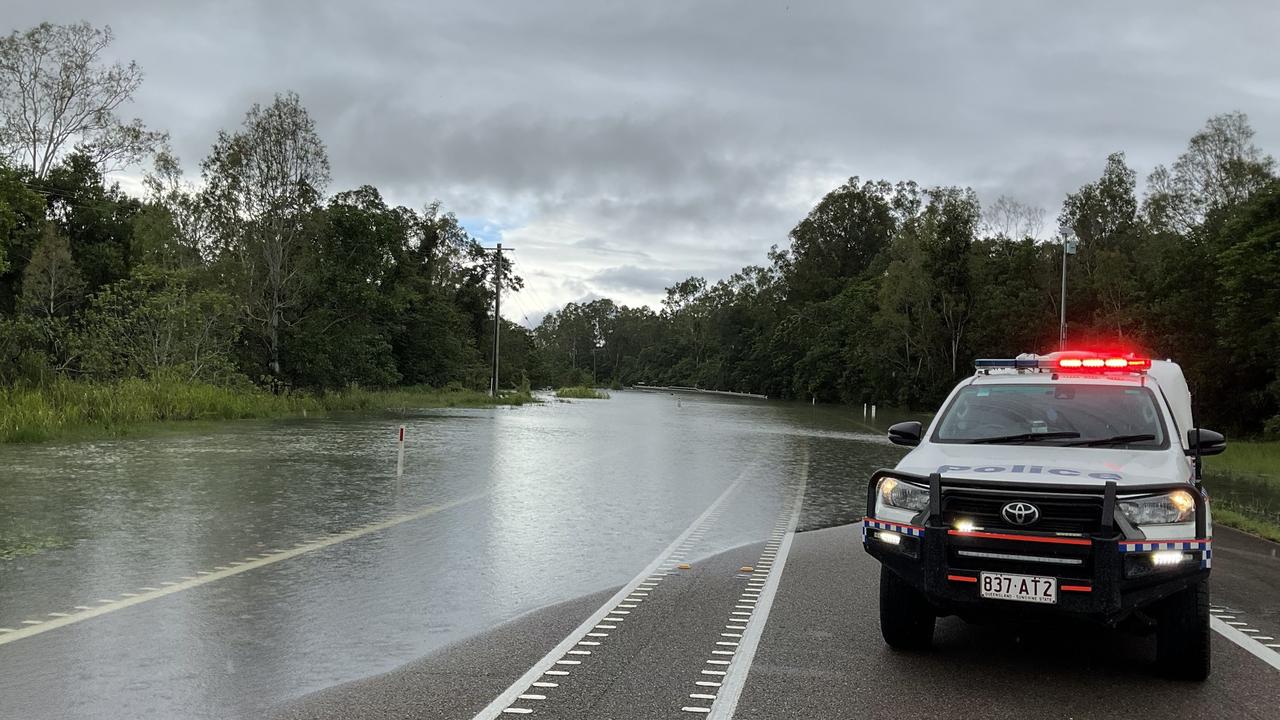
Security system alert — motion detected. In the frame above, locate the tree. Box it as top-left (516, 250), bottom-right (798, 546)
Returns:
top-left (980, 195), bottom-right (1045, 240)
top-left (284, 186), bottom-right (401, 389)
top-left (1058, 153), bottom-right (1144, 338)
top-left (37, 151), bottom-right (143, 292)
top-left (202, 92), bottom-right (330, 384)
top-left (20, 225), bottom-right (84, 370)
top-left (0, 22), bottom-right (165, 178)
top-left (918, 187), bottom-right (981, 378)
top-left (1214, 181), bottom-right (1280, 432)
top-left (0, 158), bottom-right (45, 307)
top-left (20, 224), bottom-right (83, 319)
top-left (1145, 112), bottom-right (1276, 232)
top-left (783, 178), bottom-right (915, 304)
top-left (77, 268), bottom-right (239, 381)
top-left (132, 150), bottom-right (213, 270)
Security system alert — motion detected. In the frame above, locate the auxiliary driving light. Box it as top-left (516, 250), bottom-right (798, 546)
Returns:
top-left (954, 519), bottom-right (977, 533)
top-left (876, 531), bottom-right (902, 546)
top-left (1151, 550), bottom-right (1189, 566)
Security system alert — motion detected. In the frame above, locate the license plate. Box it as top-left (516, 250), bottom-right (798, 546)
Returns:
top-left (979, 572), bottom-right (1057, 604)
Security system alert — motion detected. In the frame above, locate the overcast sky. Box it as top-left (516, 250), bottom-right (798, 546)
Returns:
top-left (8, 1), bottom-right (1279, 324)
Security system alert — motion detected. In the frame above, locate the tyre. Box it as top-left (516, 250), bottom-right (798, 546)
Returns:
top-left (1156, 579), bottom-right (1210, 681)
top-left (879, 566), bottom-right (936, 650)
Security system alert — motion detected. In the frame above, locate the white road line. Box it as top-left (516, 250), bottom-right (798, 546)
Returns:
top-left (468, 475), bottom-right (748, 720)
top-left (707, 451), bottom-right (807, 720)
top-left (1211, 616), bottom-right (1280, 671)
top-left (0, 493), bottom-right (486, 648)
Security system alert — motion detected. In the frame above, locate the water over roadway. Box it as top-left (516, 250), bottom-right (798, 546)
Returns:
top-left (0, 392), bottom-right (1276, 718)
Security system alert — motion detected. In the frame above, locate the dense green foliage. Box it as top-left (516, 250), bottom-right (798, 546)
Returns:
top-left (532, 118), bottom-right (1280, 437)
top-left (0, 94), bottom-right (529, 401)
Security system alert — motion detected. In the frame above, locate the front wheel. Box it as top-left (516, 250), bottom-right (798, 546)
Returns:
top-left (1156, 579), bottom-right (1210, 681)
top-left (879, 566), bottom-right (935, 650)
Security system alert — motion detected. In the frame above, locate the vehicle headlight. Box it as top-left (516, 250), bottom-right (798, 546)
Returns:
top-left (878, 476), bottom-right (930, 512)
top-left (1119, 490), bottom-right (1196, 525)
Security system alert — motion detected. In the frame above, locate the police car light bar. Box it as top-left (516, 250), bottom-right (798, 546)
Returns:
top-left (975, 352), bottom-right (1151, 372)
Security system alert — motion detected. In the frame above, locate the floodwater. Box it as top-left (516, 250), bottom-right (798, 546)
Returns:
top-left (0, 391), bottom-right (910, 719)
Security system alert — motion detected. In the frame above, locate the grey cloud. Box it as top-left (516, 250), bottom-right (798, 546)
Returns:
top-left (588, 265), bottom-right (680, 296)
top-left (5, 0), bottom-right (1279, 308)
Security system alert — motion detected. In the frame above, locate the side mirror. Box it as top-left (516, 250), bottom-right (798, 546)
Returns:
top-left (888, 421), bottom-right (923, 447)
top-left (1186, 428), bottom-right (1226, 456)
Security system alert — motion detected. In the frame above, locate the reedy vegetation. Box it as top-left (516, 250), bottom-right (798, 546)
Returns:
top-left (554, 386), bottom-right (610, 400)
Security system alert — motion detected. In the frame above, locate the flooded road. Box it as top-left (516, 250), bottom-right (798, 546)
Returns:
top-left (0, 391), bottom-right (909, 719)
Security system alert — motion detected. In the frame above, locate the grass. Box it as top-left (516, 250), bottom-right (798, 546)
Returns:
top-left (0, 377), bottom-right (533, 444)
top-left (1202, 440), bottom-right (1280, 543)
top-left (554, 386), bottom-right (611, 399)
top-left (0, 530), bottom-right (70, 560)
top-left (1205, 440), bottom-right (1280, 477)
top-left (1211, 507), bottom-right (1280, 544)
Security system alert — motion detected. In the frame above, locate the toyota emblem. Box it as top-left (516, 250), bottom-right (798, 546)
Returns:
top-left (1001, 501), bottom-right (1040, 526)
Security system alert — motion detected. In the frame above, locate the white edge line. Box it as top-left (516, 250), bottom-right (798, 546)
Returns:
top-left (1211, 616), bottom-right (1280, 672)
top-left (708, 452), bottom-right (807, 720)
top-left (468, 475), bottom-right (747, 720)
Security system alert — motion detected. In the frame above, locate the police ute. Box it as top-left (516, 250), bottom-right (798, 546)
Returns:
top-left (862, 350), bottom-right (1225, 680)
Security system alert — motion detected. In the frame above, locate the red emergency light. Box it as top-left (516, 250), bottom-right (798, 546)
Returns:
top-left (1054, 352), bottom-right (1150, 372)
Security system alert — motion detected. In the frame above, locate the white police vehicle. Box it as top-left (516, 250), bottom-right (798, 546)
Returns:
top-left (862, 351), bottom-right (1225, 680)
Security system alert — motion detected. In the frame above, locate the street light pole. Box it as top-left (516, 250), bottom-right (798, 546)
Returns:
top-left (1059, 228), bottom-right (1077, 351)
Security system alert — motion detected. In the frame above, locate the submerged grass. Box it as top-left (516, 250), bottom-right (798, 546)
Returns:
top-left (0, 530), bottom-right (71, 560)
top-left (1203, 441), bottom-right (1280, 543)
top-left (0, 377), bottom-right (533, 444)
top-left (555, 386), bottom-right (611, 399)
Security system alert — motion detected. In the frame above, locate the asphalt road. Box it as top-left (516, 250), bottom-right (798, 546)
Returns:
top-left (275, 522), bottom-right (1280, 719)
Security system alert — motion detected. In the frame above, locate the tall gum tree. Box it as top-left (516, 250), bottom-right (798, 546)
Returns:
top-left (0, 22), bottom-right (165, 178)
top-left (201, 92), bottom-right (330, 385)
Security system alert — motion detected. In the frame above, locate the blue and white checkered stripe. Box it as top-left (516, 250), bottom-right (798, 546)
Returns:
top-left (1119, 540), bottom-right (1212, 568)
top-left (862, 518), bottom-right (924, 543)
top-left (1118, 540), bottom-right (1210, 553)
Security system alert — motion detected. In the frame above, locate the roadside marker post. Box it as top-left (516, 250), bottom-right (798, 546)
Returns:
top-left (396, 425), bottom-right (405, 477)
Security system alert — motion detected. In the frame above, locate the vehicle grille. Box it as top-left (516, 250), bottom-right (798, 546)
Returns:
top-left (942, 490), bottom-right (1105, 535)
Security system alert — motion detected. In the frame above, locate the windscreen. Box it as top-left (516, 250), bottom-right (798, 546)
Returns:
top-left (934, 383), bottom-right (1167, 447)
